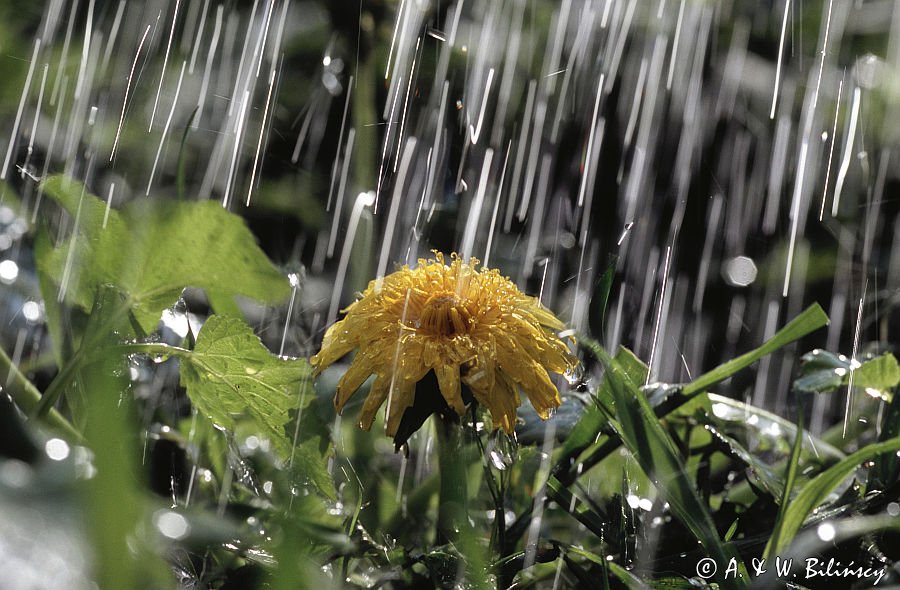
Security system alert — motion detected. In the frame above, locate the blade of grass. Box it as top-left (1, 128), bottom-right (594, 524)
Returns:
top-left (587, 255), bottom-right (618, 338)
top-left (751, 515), bottom-right (899, 589)
top-left (545, 476), bottom-right (606, 538)
top-left (560, 304), bottom-right (828, 486)
top-left (767, 435), bottom-right (900, 554)
top-left (763, 398), bottom-right (805, 559)
top-left (565, 545), bottom-right (650, 590)
top-left (682, 303), bottom-right (829, 396)
top-left (176, 106), bottom-right (200, 200)
top-left (583, 337), bottom-right (747, 588)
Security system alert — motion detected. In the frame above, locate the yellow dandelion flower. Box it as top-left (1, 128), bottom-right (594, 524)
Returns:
top-left (311, 253), bottom-right (578, 437)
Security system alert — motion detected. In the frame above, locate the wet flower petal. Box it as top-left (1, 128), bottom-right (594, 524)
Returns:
top-left (311, 253), bottom-right (578, 438)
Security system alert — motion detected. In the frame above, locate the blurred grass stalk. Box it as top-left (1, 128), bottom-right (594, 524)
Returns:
top-left (77, 331), bottom-right (170, 588)
top-left (0, 342), bottom-right (80, 441)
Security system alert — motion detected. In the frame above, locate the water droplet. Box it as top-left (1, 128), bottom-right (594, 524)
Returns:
top-left (45, 438), bottom-right (70, 461)
top-left (564, 364), bottom-right (584, 385)
top-left (154, 510), bottom-right (190, 540)
top-left (0, 460), bottom-right (32, 488)
top-left (489, 449), bottom-right (510, 470)
top-left (0, 259), bottom-right (18, 283)
top-left (22, 300), bottom-right (42, 323)
top-left (816, 522), bottom-right (835, 542)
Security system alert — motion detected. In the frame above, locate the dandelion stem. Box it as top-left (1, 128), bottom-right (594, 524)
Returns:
top-left (435, 412), bottom-right (468, 544)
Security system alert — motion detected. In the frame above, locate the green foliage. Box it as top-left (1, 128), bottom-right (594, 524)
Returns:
top-left (853, 354), bottom-right (900, 399)
top-left (36, 175), bottom-right (290, 332)
top-left (795, 349), bottom-right (900, 400)
top-left (766, 436), bottom-right (900, 554)
top-left (682, 303), bottom-right (830, 396)
top-left (763, 400), bottom-right (805, 560)
top-left (4, 174), bottom-right (897, 589)
top-left (1, 174), bottom-right (342, 588)
top-left (180, 315), bottom-right (333, 498)
top-left (583, 338), bottom-right (746, 587)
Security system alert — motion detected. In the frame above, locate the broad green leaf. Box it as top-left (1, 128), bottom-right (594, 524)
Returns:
top-left (852, 353), bottom-right (899, 401)
top-left (286, 395), bottom-right (337, 499)
top-left (701, 422), bottom-right (785, 499)
top-left (36, 175), bottom-right (289, 331)
top-left (582, 337), bottom-right (747, 587)
top-left (705, 394), bottom-right (844, 462)
top-left (700, 394), bottom-right (844, 505)
top-left (179, 315), bottom-right (332, 496)
top-left (767, 435), bottom-right (900, 554)
top-left (682, 304), bottom-right (829, 396)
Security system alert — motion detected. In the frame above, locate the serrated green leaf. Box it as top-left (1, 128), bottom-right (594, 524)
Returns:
top-left (36, 175), bottom-right (289, 331)
top-left (180, 315), bottom-right (332, 496)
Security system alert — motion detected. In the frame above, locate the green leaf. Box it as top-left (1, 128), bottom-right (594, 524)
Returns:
top-left (701, 422), bottom-right (786, 499)
top-left (793, 349), bottom-right (849, 394)
top-left (873, 392), bottom-right (900, 489)
top-left (78, 293), bottom-right (169, 589)
top-left (753, 514), bottom-right (897, 588)
top-left (545, 476), bottom-right (606, 538)
top-left (560, 347), bottom-right (647, 462)
top-left (852, 353), bottom-right (899, 401)
top-left (36, 175), bottom-right (289, 332)
top-left (587, 256), bottom-right (617, 338)
top-left (699, 394), bottom-right (844, 505)
top-left (767, 435), bottom-right (900, 554)
top-left (564, 545), bottom-right (650, 590)
top-left (682, 304), bottom-right (829, 396)
top-left (764, 400), bottom-right (805, 559)
top-left (179, 315), bottom-right (333, 496)
top-left (795, 350), bottom-right (899, 401)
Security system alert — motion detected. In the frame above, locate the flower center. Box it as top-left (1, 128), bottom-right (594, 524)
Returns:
top-left (416, 293), bottom-right (472, 337)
